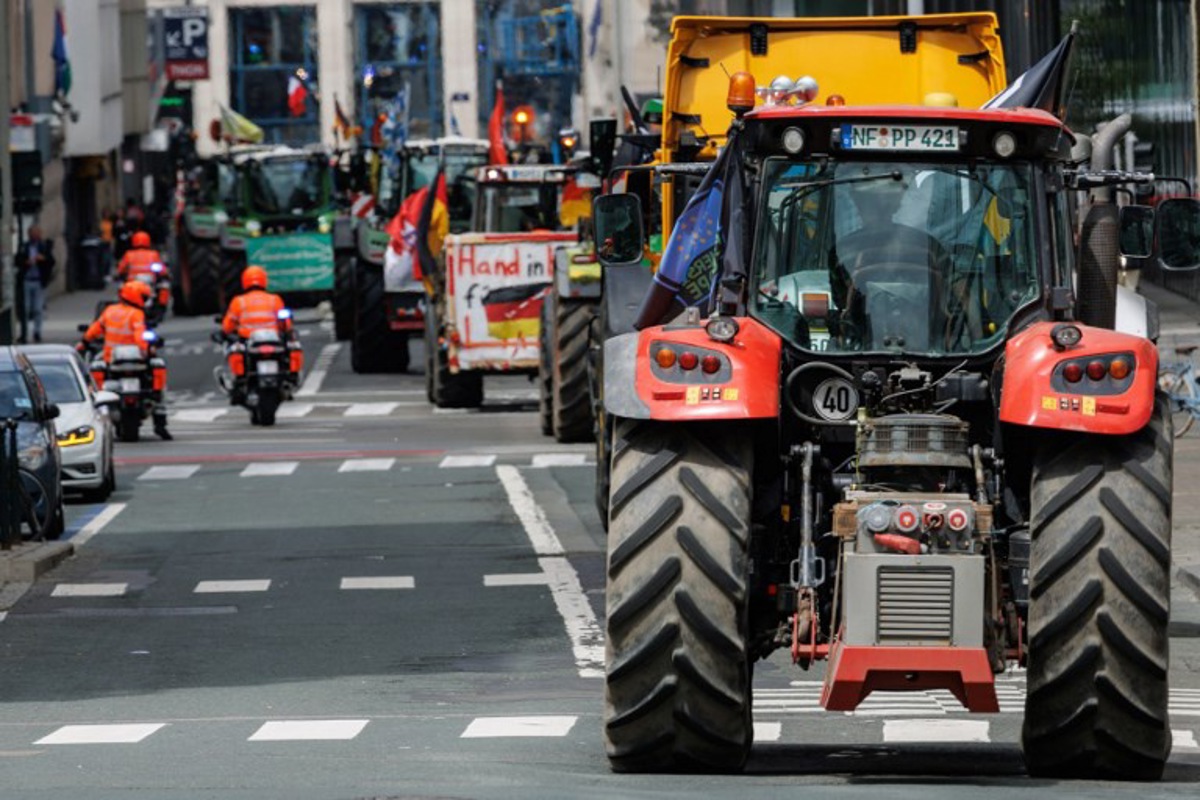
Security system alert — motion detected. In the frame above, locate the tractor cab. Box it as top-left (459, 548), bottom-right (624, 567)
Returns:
top-left (471, 164), bottom-right (596, 234)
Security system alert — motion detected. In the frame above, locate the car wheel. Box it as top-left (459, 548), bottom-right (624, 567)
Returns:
top-left (42, 497), bottom-right (66, 541)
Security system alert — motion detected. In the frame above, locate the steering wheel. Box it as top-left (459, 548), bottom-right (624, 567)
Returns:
top-left (837, 223), bottom-right (952, 273)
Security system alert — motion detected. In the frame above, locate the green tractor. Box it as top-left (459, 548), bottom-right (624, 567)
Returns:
top-left (348, 137), bottom-right (490, 374)
top-left (217, 146), bottom-right (340, 310)
top-left (170, 154), bottom-right (236, 316)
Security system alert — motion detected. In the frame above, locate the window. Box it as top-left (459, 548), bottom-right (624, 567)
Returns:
top-left (355, 3), bottom-right (443, 141)
top-left (30, 362), bottom-right (86, 405)
top-left (229, 7), bottom-right (319, 144)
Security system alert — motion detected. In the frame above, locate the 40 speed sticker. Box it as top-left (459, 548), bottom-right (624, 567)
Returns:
top-left (812, 377), bottom-right (859, 421)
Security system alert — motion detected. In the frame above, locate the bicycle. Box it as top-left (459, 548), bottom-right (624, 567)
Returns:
top-left (1158, 345), bottom-right (1200, 437)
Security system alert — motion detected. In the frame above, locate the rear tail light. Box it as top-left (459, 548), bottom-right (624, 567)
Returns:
top-left (1086, 360), bottom-right (1107, 381)
top-left (290, 350), bottom-right (304, 373)
top-left (678, 351), bottom-right (699, 370)
top-left (1109, 358), bottom-right (1130, 380)
top-left (700, 355), bottom-right (721, 374)
top-left (1063, 362), bottom-right (1083, 383)
top-left (655, 348), bottom-right (677, 369)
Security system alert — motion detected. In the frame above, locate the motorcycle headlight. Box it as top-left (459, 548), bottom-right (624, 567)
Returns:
top-left (58, 425), bottom-right (96, 447)
top-left (245, 220), bottom-right (262, 237)
top-left (19, 444), bottom-right (48, 470)
top-left (318, 218), bottom-right (332, 234)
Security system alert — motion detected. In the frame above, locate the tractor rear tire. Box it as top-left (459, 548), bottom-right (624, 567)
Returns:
top-left (604, 420), bottom-right (754, 773)
top-left (551, 298), bottom-right (595, 443)
top-left (333, 251), bottom-right (356, 341)
top-left (221, 250), bottom-right (247, 309)
top-left (1023, 393), bottom-right (1173, 780)
top-left (350, 259), bottom-right (410, 374)
top-left (429, 302), bottom-right (483, 409)
top-left (185, 239), bottom-right (220, 316)
top-left (537, 298), bottom-right (554, 435)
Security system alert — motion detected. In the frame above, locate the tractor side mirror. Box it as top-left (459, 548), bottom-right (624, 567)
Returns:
top-left (592, 194), bottom-right (645, 267)
top-left (1155, 197), bottom-right (1200, 271)
top-left (589, 118), bottom-right (617, 181)
top-left (1118, 205), bottom-right (1154, 259)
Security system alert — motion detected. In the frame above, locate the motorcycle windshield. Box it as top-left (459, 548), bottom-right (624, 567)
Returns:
top-left (752, 158), bottom-right (1039, 356)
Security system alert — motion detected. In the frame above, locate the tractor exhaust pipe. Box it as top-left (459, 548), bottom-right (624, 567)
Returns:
top-left (1076, 114), bottom-right (1132, 329)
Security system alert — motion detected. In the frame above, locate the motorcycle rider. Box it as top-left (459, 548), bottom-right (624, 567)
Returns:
top-left (219, 265), bottom-right (297, 401)
top-left (117, 230), bottom-right (171, 313)
top-left (79, 280), bottom-right (173, 440)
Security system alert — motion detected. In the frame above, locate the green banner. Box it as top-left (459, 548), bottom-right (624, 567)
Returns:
top-left (244, 232), bottom-right (334, 291)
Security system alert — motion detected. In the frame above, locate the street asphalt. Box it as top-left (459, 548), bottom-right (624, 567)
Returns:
top-left (0, 280), bottom-right (1196, 799)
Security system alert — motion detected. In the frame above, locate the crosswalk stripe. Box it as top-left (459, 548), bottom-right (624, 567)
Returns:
top-left (340, 576), bottom-right (414, 590)
top-left (344, 402), bottom-right (399, 416)
top-left (194, 580), bottom-right (271, 593)
top-left (461, 716), bottom-right (577, 738)
top-left (530, 453), bottom-right (589, 468)
top-left (440, 454), bottom-right (498, 468)
top-left (138, 465), bottom-right (200, 481)
top-left (276, 403), bottom-right (314, 418)
top-left (172, 408), bottom-right (229, 422)
top-left (248, 720), bottom-right (368, 741)
top-left (883, 719), bottom-right (990, 743)
top-left (35, 723), bottom-right (166, 745)
top-left (484, 573), bottom-right (549, 587)
top-left (51, 583), bottom-right (128, 597)
top-left (1174, 730), bottom-right (1200, 749)
top-left (240, 461), bottom-right (299, 477)
top-left (753, 722), bottom-right (783, 742)
top-left (338, 458), bottom-right (396, 472)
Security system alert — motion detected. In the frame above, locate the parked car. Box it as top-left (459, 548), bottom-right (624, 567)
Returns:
top-left (0, 346), bottom-right (64, 539)
top-left (20, 344), bottom-right (117, 502)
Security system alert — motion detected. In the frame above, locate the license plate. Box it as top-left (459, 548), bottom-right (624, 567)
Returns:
top-left (256, 360), bottom-right (280, 375)
top-left (840, 124), bottom-right (959, 152)
top-left (120, 378), bottom-right (140, 392)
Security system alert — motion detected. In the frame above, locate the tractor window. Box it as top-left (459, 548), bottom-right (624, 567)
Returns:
top-left (249, 158), bottom-right (326, 214)
top-left (400, 150), bottom-right (488, 231)
top-left (753, 158), bottom-right (1039, 356)
top-left (479, 183), bottom-right (561, 233)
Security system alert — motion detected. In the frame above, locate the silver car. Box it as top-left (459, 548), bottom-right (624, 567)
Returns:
top-left (20, 344), bottom-right (118, 502)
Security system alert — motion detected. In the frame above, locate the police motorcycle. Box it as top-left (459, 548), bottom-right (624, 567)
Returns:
top-left (78, 328), bottom-right (168, 443)
top-left (130, 261), bottom-right (172, 326)
top-left (212, 309), bottom-right (303, 427)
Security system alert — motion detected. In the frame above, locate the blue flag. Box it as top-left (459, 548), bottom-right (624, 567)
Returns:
top-left (52, 9), bottom-right (71, 98)
top-left (635, 131), bottom-right (744, 328)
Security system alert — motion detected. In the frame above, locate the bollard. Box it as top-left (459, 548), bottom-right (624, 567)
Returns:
top-left (1, 420), bottom-right (19, 549)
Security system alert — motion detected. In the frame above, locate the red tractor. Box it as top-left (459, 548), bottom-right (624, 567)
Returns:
top-left (592, 71), bottom-right (1200, 779)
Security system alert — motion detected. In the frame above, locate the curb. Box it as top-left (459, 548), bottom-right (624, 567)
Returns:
top-left (0, 541), bottom-right (75, 585)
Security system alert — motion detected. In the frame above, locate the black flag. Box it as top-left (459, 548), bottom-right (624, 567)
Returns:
top-left (983, 24), bottom-right (1077, 119)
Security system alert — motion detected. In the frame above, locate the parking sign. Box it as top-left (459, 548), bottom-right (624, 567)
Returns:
top-left (163, 7), bottom-right (209, 80)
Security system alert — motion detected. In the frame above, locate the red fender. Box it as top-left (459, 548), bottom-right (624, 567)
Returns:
top-left (999, 321), bottom-right (1158, 435)
top-left (625, 317), bottom-right (782, 421)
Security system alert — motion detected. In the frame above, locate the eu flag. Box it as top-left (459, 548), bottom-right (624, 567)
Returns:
top-left (635, 129), bottom-right (744, 328)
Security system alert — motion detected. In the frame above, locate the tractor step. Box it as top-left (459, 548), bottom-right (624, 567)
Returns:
top-left (821, 641), bottom-right (999, 713)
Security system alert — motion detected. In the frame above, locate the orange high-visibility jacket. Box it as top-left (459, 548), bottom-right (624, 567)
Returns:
top-left (118, 247), bottom-right (167, 280)
top-left (222, 289), bottom-right (288, 339)
top-left (84, 303), bottom-right (148, 361)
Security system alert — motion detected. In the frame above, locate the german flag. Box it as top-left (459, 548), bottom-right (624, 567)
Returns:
top-left (333, 96), bottom-right (352, 139)
top-left (482, 283), bottom-right (551, 341)
top-left (558, 176), bottom-right (593, 229)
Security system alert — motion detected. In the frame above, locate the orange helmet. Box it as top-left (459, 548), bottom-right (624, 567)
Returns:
top-left (119, 280), bottom-right (153, 307)
top-left (242, 265), bottom-right (268, 291)
top-left (132, 231), bottom-right (151, 249)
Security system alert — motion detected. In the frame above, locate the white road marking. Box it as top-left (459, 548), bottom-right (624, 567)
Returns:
top-left (882, 719), bottom-right (991, 743)
top-left (530, 453), bottom-right (589, 468)
top-left (296, 343), bottom-right (341, 397)
top-left (276, 403), bottom-right (315, 418)
top-left (36, 723), bottom-right (166, 745)
top-left (338, 458), bottom-right (396, 472)
top-left (248, 720), bottom-right (369, 741)
top-left (753, 722), bottom-right (783, 743)
top-left (194, 580), bottom-right (271, 593)
top-left (240, 461), bottom-right (299, 477)
top-left (461, 716), bottom-right (577, 738)
top-left (440, 454), bottom-right (498, 468)
top-left (51, 583), bottom-right (128, 597)
top-left (1174, 730), bottom-right (1199, 749)
top-left (138, 465), bottom-right (200, 481)
top-left (340, 576), bottom-right (415, 590)
top-left (496, 465), bottom-right (604, 678)
top-left (484, 573), bottom-right (549, 587)
top-left (71, 502), bottom-right (127, 547)
top-left (344, 402), bottom-right (399, 417)
top-left (172, 408), bottom-right (229, 423)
